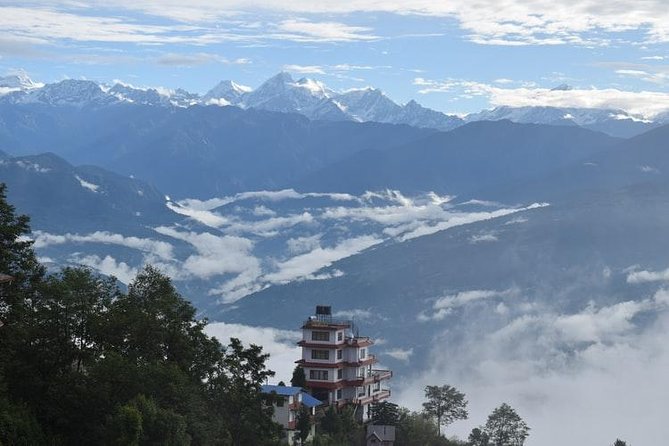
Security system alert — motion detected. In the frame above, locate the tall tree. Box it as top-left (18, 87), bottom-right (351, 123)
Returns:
top-left (468, 427), bottom-right (490, 446)
top-left (422, 385), bottom-right (469, 436)
top-left (371, 401), bottom-right (400, 425)
top-left (291, 365), bottom-right (307, 389)
top-left (208, 337), bottom-right (281, 446)
top-left (294, 405), bottom-right (312, 445)
top-left (484, 403), bottom-right (530, 446)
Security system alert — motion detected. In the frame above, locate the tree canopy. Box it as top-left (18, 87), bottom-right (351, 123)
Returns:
top-left (423, 385), bottom-right (469, 436)
top-left (0, 183), bottom-right (282, 445)
top-left (484, 403), bottom-right (530, 446)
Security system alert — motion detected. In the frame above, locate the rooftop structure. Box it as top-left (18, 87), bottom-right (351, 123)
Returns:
top-left (297, 305), bottom-right (392, 422)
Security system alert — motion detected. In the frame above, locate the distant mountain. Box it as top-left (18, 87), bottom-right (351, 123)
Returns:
top-left (4, 79), bottom-right (120, 108)
top-left (200, 72), bottom-right (464, 131)
top-left (202, 80), bottom-right (252, 105)
top-left (295, 120), bottom-right (619, 195)
top-left (1, 72), bottom-right (666, 136)
top-left (0, 72), bottom-right (42, 90)
top-left (0, 152), bottom-right (172, 233)
top-left (466, 105), bottom-right (657, 138)
top-left (0, 103), bottom-right (433, 198)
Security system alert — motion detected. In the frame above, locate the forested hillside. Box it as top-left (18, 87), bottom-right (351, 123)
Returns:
top-left (0, 184), bottom-right (281, 445)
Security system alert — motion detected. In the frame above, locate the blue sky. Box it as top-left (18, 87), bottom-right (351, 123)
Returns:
top-left (1, 1), bottom-right (669, 117)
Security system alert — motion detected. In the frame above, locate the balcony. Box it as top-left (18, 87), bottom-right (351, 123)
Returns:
top-left (351, 389), bottom-right (392, 405)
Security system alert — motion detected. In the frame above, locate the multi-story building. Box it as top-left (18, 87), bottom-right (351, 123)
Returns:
top-left (296, 305), bottom-right (392, 422)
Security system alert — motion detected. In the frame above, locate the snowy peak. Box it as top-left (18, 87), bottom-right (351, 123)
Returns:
top-left (465, 105), bottom-right (657, 138)
top-left (108, 83), bottom-right (168, 106)
top-left (202, 80), bottom-right (251, 106)
top-left (19, 79), bottom-right (119, 107)
top-left (0, 72), bottom-right (41, 90)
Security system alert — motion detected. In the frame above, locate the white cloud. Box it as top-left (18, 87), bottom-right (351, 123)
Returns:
top-left (396, 289), bottom-right (669, 446)
top-left (264, 235), bottom-right (382, 284)
top-left (155, 52), bottom-right (228, 67)
top-left (6, 0), bottom-right (669, 50)
top-left (469, 232), bottom-right (498, 243)
top-left (71, 254), bottom-right (138, 284)
top-left (398, 203), bottom-right (548, 241)
top-left (153, 226), bottom-right (259, 279)
top-left (419, 289), bottom-right (514, 321)
top-left (74, 175), bottom-right (100, 193)
top-left (384, 347), bottom-right (414, 361)
top-left (333, 308), bottom-right (374, 320)
top-left (415, 77), bottom-right (669, 119)
top-left (286, 235), bottom-right (322, 255)
top-left (283, 64), bottom-right (325, 74)
top-left (166, 201), bottom-right (228, 227)
top-left (627, 266), bottom-right (669, 283)
top-left (274, 19), bottom-right (377, 42)
top-left (32, 230), bottom-right (174, 260)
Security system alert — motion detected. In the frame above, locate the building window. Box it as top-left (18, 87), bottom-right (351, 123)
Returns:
top-left (276, 397), bottom-right (284, 407)
top-left (337, 331), bottom-right (343, 341)
top-left (312, 331), bottom-right (330, 341)
top-left (336, 389), bottom-right (342, 400)
top-left (359, 348), bottom-right (366, 359)
top-left (337, 369), bottom-right (343, 379)
top-left (309, 370), bottom-right (329, 380)
top-left (311, 349), bottom-right (330, 360)
top-left (337, 349), bottom-right (343, 360)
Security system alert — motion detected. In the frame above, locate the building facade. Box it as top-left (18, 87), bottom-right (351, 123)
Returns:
top-left (297, 306), bottom-right (392, 422)
top-left (261, 385), bottom-right (321, 445)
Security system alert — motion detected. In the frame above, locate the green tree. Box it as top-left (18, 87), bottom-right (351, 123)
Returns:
top-left (468, 427), bottom-right (489, 446)
top-left (209, 337), bottom-right (281, 446)
top-left (613, 440), bottom-right (628, 446)
top-left (395, 408), bottom-right (459, 446)
top-left (371, 401), bottom-right (400, 425)
top-left (316, 406), bottom-right (362, 446)
top-left (294, 405), bottom-right (312, 445)
top-left (423, 385), bottom-right (469, 436)
top-left (291, 365), bottom-right (307, 389)
top-left (484, 403), bottom-right (529, 446)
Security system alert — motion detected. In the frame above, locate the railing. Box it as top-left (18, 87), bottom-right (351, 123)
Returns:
top-left (303, 317), bottom-right (351, 327)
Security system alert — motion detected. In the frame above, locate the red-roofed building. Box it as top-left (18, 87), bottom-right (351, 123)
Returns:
top-left (297, 305), bottom-right (392, 422)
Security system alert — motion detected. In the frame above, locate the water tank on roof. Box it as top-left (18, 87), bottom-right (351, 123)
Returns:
top-left (315, 305), bottom-right (332, 316)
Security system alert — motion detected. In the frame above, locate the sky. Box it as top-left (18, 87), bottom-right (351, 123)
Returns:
top-left (2, 0), bottom-right (669, 117)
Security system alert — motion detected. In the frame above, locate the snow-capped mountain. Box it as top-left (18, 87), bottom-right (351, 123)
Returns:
top-left (201, 72), bottom-right (463, 130)
top-left (202, 80), bottom-right (251, 106)
top-left (0, 70), bottom-right (664, 136)
top-left (108, 83), bottom-right (200, 107)
top-left (242, 72), bottom-right (341, 116)
top-left (0, 72), bottom-right (42, 91)
top-left (14, 79), bottom-right (120, 107)
top-left (466, 105), bottom-right (657, 137)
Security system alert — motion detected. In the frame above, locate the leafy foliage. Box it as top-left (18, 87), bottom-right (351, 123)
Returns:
top-left (294, 405), bottom-right (312, 445)
top-left (371, 401), bottom-right (400, 425)
top-left (0, 183), bottom-right (282, 445)
top-left (423, 385), bottom-right (469, 436)
top-left (395, 408), bottom-right (464, 446)
top-left (290, 365), bottom-right (307, 389)
top-left (484, 403), bottom-right (530, 446)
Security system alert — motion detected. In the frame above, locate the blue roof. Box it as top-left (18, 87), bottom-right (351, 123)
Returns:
top-left (261, 385), bottom-right (323, 408)
top-left (300, 393), bottom-right (322, 408)
top-left (261, 385), bottom-right (301, 396)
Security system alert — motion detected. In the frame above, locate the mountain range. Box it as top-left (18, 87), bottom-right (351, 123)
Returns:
top-left (1, 71), bottom-right (665, 137)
